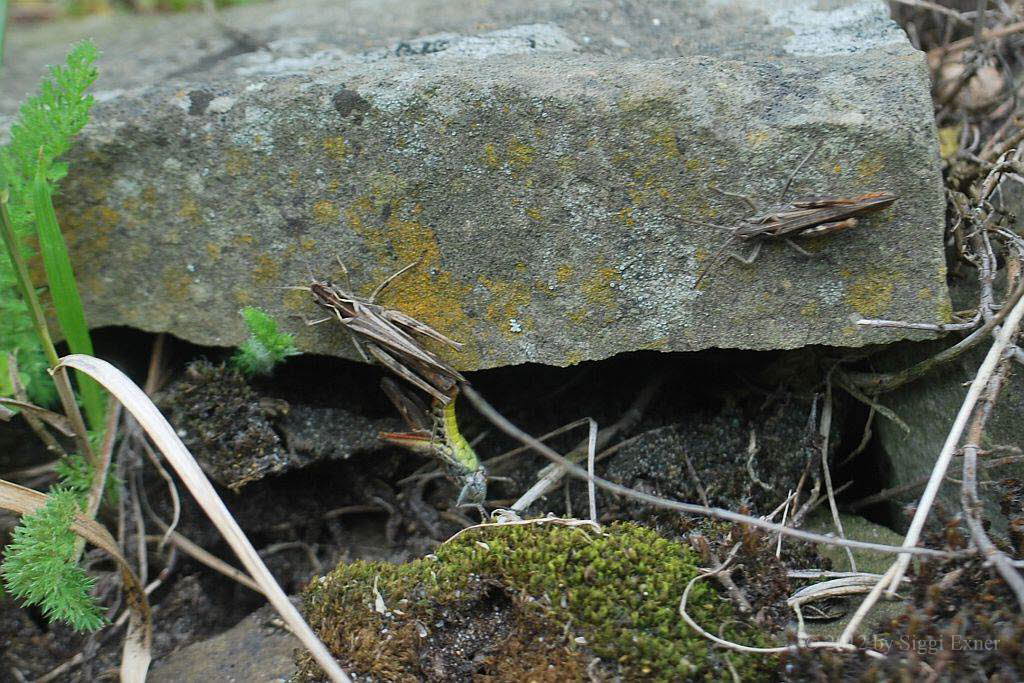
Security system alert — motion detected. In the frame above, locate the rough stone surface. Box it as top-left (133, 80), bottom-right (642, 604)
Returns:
top-left (148, 604), bottom-right (297, 682)
top-left (7, 0), bottom-right (949, 369)
top-left (804, 511), bottom-right (907, 641)
top-left (874, 340), bottom-right (1024, 534)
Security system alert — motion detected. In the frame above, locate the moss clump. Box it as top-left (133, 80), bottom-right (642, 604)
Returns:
top-left (296, 521), bottom-right (775, 681)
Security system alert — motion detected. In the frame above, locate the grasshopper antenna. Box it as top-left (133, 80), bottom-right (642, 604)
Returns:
top-left (780, 141), bottom-right (823, 202)
top-left (370, 254), bottom-right (425, 303)
top-left (692, 233), bottom-right (738, 288)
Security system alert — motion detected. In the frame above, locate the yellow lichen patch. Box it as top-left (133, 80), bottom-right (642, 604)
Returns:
top-left (526, 207), bottom-right (543, 221)
top-left (650, 128), bottom-right (681, 158)
top-left (313, 200), bottom-right (340, 224)
top-left (281, 286), bottom-right (309, 313)
top-left (300, 237), bottom-right (317, 251)
top-left (161, 266), bottom-right (194, 304)
top-left (555, 264), bottom-right (573, 284)
top-left (478, 276), bottom-right (533, 335)
top-left (252, 254), bottom-right (280, 284)
top-left (746, 130), bottom-right (769, 147)
top-left (57, 204), bottom-right (120, 260)
top-left (348, 211), bottom-right (478, 365)
top-left (856, 154), bottom-right (885, 180)
top-left (917, 286), bottom-right (933, 301)
top-left (367, 173), bottom-right (409, 211)
top-left (289, 169), bottom-right (301, 187)
top-left (845, 269), bottom-right (897, 317)
top-left (323, 136), bottom-right (348, 161)
top-left (328, 178), bottom-right (341, 193)
top-left (684, 158), bottom-right (704, 172)
top-left (233, 288), bottom-right (254, 306)
top-left (937, 294), bottom-right (953, 322)
top-left (483, 142), bottom-right (501, 169)
top-left (566, 308), bottom-right (589, 324)
top-left (508, 139), bottom-right (535, 171)
top-left (833, 162), bottom-right (842, 174)
top-left (225, 149), bottom-right (252, 176)
top-left (563, 350), bottom-right (585, 366)
top-left (938, 126), bottom-right (962, 161)
top-left (640, 337), bottom-right (669, 351)
top-left (142, 186), bottom-right (158, 206)
top-left (616, 206), bottom-right (636, 227)
top-left (800, 301), bottom-right (819, 317)
top-left (177, 197), bottom-right (201, 225)
top-left (205, 242), bottom-right (222, 261)
top-left (233, 234), bottom-right (255, 247)
top-left (581, 266), bottom-right (621, 311)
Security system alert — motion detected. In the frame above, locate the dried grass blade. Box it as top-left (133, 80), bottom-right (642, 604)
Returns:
top-left (0, 479), bottom-right (151, 682)
top-left (0, 396), bottom-right (76, 436)
top-left (55, 354), bottom-right (351, 683)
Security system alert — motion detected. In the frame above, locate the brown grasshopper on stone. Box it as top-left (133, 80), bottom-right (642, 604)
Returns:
top-left (683, 143), bottom-right (898, 286)
top-left (690, 190), bottom-right (898, 287)
top-left (301, 260), bottom-right (466, 404)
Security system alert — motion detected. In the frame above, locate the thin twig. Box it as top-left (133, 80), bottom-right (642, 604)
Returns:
top-left (461, 385), bottom-right (953, 558)
top-left (887, 288), bottom-right (1024, 593)
top-left (933, 20), bottom-right (1024, 57)
top-left (819, 385), bottom-right (855, 572)
top-left (844, 270), bottom-right (1024, 393)
top-left (960, 364), bottom-right (1024, 608)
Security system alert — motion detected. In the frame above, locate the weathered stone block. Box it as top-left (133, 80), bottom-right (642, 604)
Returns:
top-left (6, 0), bottom-right (949, 369)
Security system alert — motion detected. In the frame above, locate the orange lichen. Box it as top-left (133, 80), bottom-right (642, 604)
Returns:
top-left (252, 254), bottom-right (280, 284)
top-left (323, 136), bottom-right (349, 161)
top-left (312, 200), bottom-right (340, 225)
top-left (845, 269), bottom-right (897, 317)
top-left (224, 149), bottom-right (252, 176)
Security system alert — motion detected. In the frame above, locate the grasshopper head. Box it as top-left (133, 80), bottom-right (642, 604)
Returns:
top-left (455, 469), bottom-right (488, 507)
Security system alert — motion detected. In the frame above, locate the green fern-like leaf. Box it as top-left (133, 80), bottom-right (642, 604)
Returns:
top-left (0, 40), bottom-right (98, 405)
top-left (1, 488), bottom-right (106, 632)
top-left (231, 306), bottom-right (299, 376)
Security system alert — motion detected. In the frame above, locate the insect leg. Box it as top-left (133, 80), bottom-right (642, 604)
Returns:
top-left (726, 240), bottom-right (763, 265)
top-left (783, 238), bottom-right (830, 259)
top-left (365, 342), bottom-right (450, 404)
top-left (710, 184), bottom-right (759, 213)
top-left (382, 309), bottom-right (465, 350)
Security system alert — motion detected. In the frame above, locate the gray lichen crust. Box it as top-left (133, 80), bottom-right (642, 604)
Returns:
top-left (13, 0), bottom-right (948, 369)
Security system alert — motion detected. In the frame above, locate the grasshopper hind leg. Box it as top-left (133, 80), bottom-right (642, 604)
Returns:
top-left (726, 240), bottom-right (763, 266)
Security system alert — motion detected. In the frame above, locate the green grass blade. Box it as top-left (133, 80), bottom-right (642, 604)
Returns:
top-left (0, 1), bottom-right (7, 66)
top-left (32, 164), bottom-right (105, 430)
top-left (0, 191), bottom-right (60, 367)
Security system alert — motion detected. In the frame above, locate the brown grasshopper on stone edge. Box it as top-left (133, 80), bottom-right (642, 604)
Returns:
top-left (300, 260), bottom-right (466, 404)
top-left (689, 190), bottom-right (899, 287)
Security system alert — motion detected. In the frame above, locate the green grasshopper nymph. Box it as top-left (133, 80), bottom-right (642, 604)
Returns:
top-left (378, 377), bottom-right (486, 507)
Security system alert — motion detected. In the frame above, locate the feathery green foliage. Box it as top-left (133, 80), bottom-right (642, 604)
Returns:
top-left (0, 40), bottom-right (109, 634)
top-left (1, 488), bottom-right (106, 632)
top-left (231, 306), bottom-right (299, 376)
top-left (0, 40), bottom-right (98, 405)
top-left (54, 452), bottom-right (121, 505)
